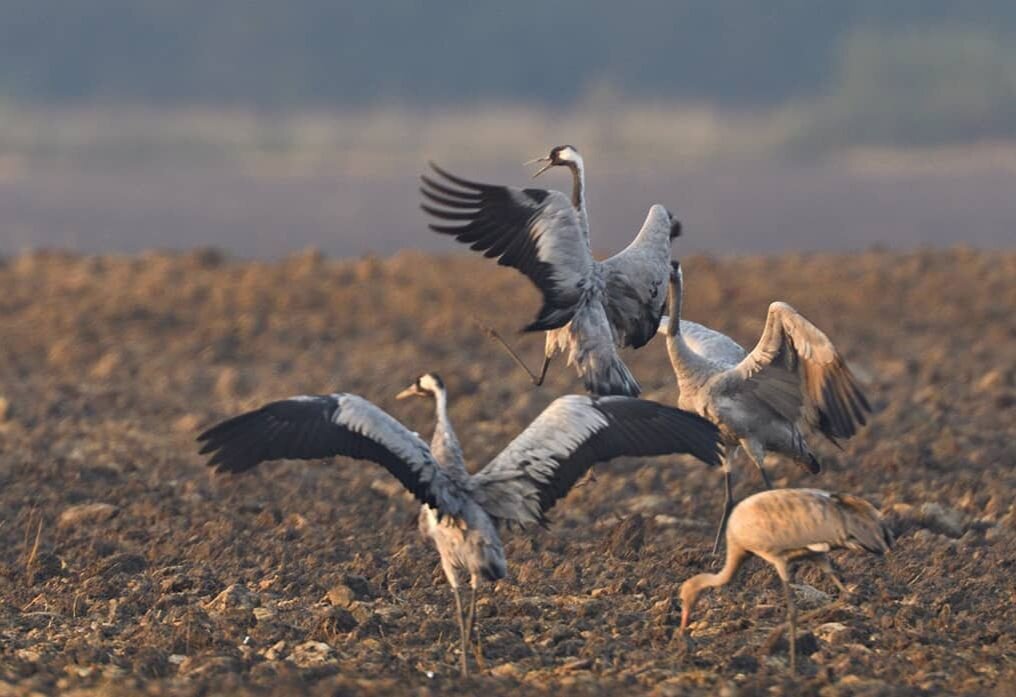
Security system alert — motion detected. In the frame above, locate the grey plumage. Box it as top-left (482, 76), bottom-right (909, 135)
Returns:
top-left (197, 372), bottom-right (722, 676)
top-left (660, 261), bottom-right (872, 553)
top-left (421, 145), bottom-right (680, 397)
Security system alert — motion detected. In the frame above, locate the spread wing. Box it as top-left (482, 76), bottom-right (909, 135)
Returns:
top-left (196, 394), bottom-right (469, 517)
top-left (601, 209), bottom-right (674, 349)
top-left (421, 163), bottom-right (593, 332)
top-left (471, 395), bottom-right (722, 526)
top-left (734, 302), bottom-right (871, 442)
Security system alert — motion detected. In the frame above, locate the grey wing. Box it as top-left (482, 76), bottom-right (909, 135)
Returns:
top-left (658, 318), bottom-right (748, 366)
top-left (601, 228), bottom-right (672, 350)
top-left (421, 163), bottom-right (593, 332)
top-left (734, 302), bottom-right (871, 442)
top-left (196, 393), bottom-right (468, 517)
top-left (471, 395), bottom-right (722, 526)
top-left (566, 302), bottom-right (641, 397)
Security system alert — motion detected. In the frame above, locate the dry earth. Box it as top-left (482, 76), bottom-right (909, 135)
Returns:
top-left (0, 248), bottom-right (1013, 696)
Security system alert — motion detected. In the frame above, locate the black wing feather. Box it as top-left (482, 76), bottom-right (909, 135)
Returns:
top-left (420, 162), bottom-right (585, 332)
top-left (196, 395), bottom-right (462, 515)
top-left (536, 397), bottom-right (722, 517)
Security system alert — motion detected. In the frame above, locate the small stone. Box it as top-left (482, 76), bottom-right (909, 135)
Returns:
top-left (206, 583), bottom-right (257, 614)
top-left (919, 502), bottom-right (965, 538)
top-left (168, 654), bottom-right (186, 665)
top-left (58, 502), bottom-right (119, 529)
top-left (325, 582), bottom-right (360, 608)
top-left (264, 640), bottom-right (287, 661)
top-left (491, 662), bottom-right (523, 678)
top-left (253, 607), bottom-right (276, 622)
top-left (791, 583), bottom-right (832, 609)
top-left (815, 621), bottom-right (852, 645)
top-left (561, 658), bottom-right (592, 671)
top-left (290, 641), bottom-right (334, 667)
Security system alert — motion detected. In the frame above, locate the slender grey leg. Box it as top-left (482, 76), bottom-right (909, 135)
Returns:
top-left (533, 354), bottom-right (551, 387)
top-left (466, 585), bottom-right (485, 670)
top-left (453, 586), bottom-right (468, 677)
top-left (475, 319), bottom-right (551, 386)
top-left (712, 467), bottom-right (735, 556)
top-left (744, 443), bottom-right (773, 490)
top-left (783, 579), bottom-right (798, 673)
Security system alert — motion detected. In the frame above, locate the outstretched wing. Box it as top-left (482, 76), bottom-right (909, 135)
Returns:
top-left (421, 163), bottom-right (593, 332)
top-left (735, 302), bottom-right (871, 442)
top-left (196, 394), bottom-right (468, 517)
top-left (471, 395), bottom-right (722, 526)
top-left (601, 207), bottom-right (674, 349)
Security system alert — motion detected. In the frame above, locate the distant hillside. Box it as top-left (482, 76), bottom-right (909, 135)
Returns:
top-left (2, 1), bottom-right (1015, 110)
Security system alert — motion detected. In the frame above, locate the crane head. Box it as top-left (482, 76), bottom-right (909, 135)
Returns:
top-left (668, 209), bottom-right (683, 240)
top-left (396, 373), bottom-right (445, 400)
top-left (525, 144), bottom-right (582, 178)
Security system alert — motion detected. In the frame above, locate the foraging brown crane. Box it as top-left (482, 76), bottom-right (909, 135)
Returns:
top-left (660, 261), bottom-right (871, 553)
top-left (679, 488), bottom-right (893, 672)
top-left (421, 145), bottom-right (682, 397)
top-left (197, 373), bottom-right (722, 676)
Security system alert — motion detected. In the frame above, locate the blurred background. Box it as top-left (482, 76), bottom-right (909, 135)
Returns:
top-left (1, 1), bottom-right (1014, 257)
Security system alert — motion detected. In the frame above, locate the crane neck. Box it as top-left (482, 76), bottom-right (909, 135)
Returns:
top-left (568, 161), bottom-right (585, 212)
top-left (664, 269), bottom-right (704, 382)
top-left (680, 545), bottom-right (746, 630)
top-left (430, 388), bottom-right (464, 468)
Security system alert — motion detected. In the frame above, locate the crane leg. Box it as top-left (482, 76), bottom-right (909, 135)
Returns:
top-left (817, 556), bottom-right (849, 595)
top-left (465, 584), bottom-right (485, 670)
top-left (712, 467), bottom-right (735, 556)
top-left (474, 319), bottom-right (551, 386)
top-left (453, 586), bottom-right (469, 677)
top-left (743, 442), bottom-right (773, 489)
top-left (783, 579), bottom-right (798, 673)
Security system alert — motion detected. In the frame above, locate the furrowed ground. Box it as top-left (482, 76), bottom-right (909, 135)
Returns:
top-left (0, 248), bottom-right (1013, 696)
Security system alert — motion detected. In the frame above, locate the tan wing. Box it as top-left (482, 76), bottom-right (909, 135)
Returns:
top-left (731, 489), bottom-right (891, 555)
top-left (734, 302), bottom-right (870, 442)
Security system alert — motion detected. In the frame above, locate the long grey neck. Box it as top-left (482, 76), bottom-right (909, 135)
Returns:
top-left (568, 161), bottom-right (591, 243)
top-left (665, 273), bottom-right (712, 383)
top-left (430, 389), bottom-right (465, 470)
top-left (568, 161), bottom-right (585, 211)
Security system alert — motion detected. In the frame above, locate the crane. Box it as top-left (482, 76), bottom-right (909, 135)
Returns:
top-left (197, 372), bottom-right (722, 676)
top-left (679, 488), bottom-right (892, 672)
top-left (421, 145), bottom-right (681, 397)
top-left (660, 261), bottom-right (871, 553)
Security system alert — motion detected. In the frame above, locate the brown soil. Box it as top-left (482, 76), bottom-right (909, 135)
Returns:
top-left (0, 248), bottom-right (1014, 696)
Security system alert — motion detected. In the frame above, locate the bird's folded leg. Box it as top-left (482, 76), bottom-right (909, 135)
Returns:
top-left (472, 317), bottom-right (550, 386)
top-left (712, 468), bottom-right (736, 556)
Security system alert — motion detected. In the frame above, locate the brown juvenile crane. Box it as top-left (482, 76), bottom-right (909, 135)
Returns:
top-left (660, 261), bottom-right (871, 553)
top-left (679, 488), bottom-right (893, 672)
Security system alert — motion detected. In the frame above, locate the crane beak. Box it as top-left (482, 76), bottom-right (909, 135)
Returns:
top-left (396, 385), bottom-right (426, 400)
top-left (525, 156), bottom-right (554, 179)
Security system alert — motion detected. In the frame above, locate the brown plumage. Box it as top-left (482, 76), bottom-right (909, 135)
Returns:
top-left (679, 488), bottom-right (892, 672)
